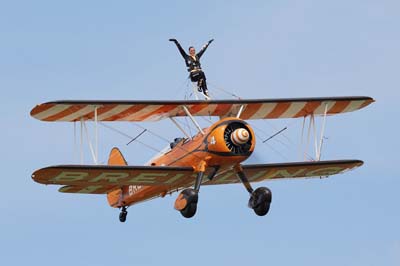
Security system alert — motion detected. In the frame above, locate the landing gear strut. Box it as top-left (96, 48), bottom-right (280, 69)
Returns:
top-left (236, 165), bottom-right (272, 216)
top-left (175, 170), bottom-right (205, 218)
top-left (119, 206), bottom-right (128, 222)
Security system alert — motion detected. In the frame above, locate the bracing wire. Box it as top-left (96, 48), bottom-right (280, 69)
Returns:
top-left (207, 81), bottom-right (241, 99)
top-left (254, 131), bottom-right (289, 161)
top-left (251, 123), bottom-right (298, 160)
top-left (126, 129), bottom-right (147, 146)
top-left (257, 117), bottom-right (315, 161)
top-left (189, 79), bottom-right (320, 162)
top-left (131, 122), bottom-right (205, 161)
top-left (260, 118), bottom-right (298, 145)
top-left (200, 116), bottom-right (214, 125)
top-left (203, 81), bottom-right (311, 160)
top-left (132, 123), bottom-right (172, 144)
top-left (262, 127), bottom-right (287, 143)
top-left (99, 122), bottom-right (161, 153)
top-left (173, 76), bottom-right (191, 98)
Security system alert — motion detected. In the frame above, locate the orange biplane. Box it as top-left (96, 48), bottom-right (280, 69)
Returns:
top-left (31, 97), bottom-right (374, 221)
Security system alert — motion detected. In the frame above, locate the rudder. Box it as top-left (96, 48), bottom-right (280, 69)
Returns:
top-left (107, 147), bottom-right (127, 207)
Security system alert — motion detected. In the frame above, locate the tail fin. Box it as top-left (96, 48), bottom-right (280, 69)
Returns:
top-left (108, 147), bottom-right (128, 166)
top-left (107, 147), bottom-right (127, 207)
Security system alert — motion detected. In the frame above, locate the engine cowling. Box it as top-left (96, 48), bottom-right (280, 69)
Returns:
top-left (206, 118), bottom-right (255, 157)
top-left (223, 121), bottom-right (253, 155)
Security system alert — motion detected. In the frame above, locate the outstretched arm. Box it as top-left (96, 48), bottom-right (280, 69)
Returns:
top-left (197, 39), bottom-right (214, 59)
top-left (169, 39), bottom-right (187, 59)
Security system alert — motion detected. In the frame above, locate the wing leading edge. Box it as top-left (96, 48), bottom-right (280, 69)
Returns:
top-left (30, 97), bottom-right (374, 122)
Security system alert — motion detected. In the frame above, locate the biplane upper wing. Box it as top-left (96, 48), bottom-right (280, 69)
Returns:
top-left (30, 96), bottom-right (374, 122)
top-left (32, 160), bottom-right (362, 194)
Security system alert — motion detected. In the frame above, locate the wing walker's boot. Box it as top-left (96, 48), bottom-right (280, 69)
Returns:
top-left (199, 79), bottom-right (210, 100)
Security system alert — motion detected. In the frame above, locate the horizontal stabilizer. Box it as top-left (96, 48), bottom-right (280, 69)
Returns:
top-left (30, 97), bottom-right (374, 122)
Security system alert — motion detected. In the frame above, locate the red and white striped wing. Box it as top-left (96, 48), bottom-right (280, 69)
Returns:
top-left (30, 97), bottom-right (374, 122)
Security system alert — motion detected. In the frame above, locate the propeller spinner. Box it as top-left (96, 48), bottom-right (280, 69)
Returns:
top-left (231, 128), bottom-right (250, 146)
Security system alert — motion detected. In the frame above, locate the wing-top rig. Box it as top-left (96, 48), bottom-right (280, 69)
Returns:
top-left (31, 96), bottom-right (374, 222)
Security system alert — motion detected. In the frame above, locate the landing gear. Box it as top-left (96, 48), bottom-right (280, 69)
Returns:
top-left (236, 165), bottom-right (272, 216)
top-left (249, 187), bottom-right (272, 216)
top-left (177, 188), bottom-right (199, 218)
top-left (119, 206), bottom-right (128, 222)
top-left (175, 170), bottom-right (204, 218)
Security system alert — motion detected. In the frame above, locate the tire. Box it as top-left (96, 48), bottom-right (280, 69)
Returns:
top-left (253, 201), bottom-right (270, 216)
top-left (119, 210), bottom-right (127, 222)
top-left (180, 202), bottom-right (198, 218)
top-left (249, 187), bottom-right (272, 216)
top-left (178, 188), bottom-right (198, 218)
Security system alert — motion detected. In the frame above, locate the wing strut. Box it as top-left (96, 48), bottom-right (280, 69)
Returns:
top-left (236, 104), bottom-right (245, 118)
top-left (80, 117), bottom-right (84, 163)
top-left (94, 106), bottom-right (98, 163)
top-left (182, 106), bottom-right (205, 135)
top-left (317, 103), bottom-right (328, 160)
top-left (76, 106), bottom-right (100, 165)
top-left (300, 103), bottom-right (329, 161)
top-left (169, 117), bottom-right (192, 140)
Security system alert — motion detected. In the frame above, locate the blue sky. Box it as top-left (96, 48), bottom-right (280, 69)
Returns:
top-left (1, 1), bottom-right (399, 265)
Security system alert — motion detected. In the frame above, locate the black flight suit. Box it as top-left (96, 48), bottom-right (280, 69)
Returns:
top-left (171, 40), bottom-right (212, 95)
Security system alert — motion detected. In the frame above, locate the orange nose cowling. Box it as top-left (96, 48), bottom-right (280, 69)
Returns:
top-left (231, 128), bottom-right (250, 145)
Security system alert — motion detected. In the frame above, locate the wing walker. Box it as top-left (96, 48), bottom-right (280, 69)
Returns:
top-left (31, 97), bottom-right (374, 222)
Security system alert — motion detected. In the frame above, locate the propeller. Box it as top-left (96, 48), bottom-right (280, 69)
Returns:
top-left (223, 122), bottom-right (252, 154)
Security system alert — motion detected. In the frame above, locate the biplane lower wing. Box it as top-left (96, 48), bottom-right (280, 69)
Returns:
top-left (205, 159), bottom-right (363, 185)
top-left (32, 160), bottom-right (362, 194)
top-left (58, 185), bottom-right (118, 194)
top-left (30, 97), bottom-right (374, 122)
top-left (32, 165), bottom-right (197, 191)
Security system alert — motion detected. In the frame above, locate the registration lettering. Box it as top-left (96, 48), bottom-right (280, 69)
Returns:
top-left (128, 185), bottom-right (143, 196)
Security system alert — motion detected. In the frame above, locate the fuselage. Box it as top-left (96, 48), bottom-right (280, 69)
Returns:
top-left (107, 117), bottom-right (256, 208)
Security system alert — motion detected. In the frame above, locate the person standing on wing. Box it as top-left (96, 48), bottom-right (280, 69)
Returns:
top-left (169, 38), bottom-right (214, 98)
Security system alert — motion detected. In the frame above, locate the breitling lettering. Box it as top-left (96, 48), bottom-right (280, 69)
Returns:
top-left (77, 185), bottom-right (103, 193)
top-left (50, 166), bottom-right (348, 186)
top-left (89, 172), bottom-right (129, 183)
top-left (51, 171), bottom-right (88, 183)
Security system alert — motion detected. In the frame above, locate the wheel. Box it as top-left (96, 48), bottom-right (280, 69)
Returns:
top-left (180, 202), bottom-right (198, 218)
top-left (176, 188), bottom-right (199, 218)
top-left (253, 201), bottom-right (270, 216)
top-left (119, 208), bottom-right (127, 223)
top-left (249, 187), bottom-right (272, 216)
